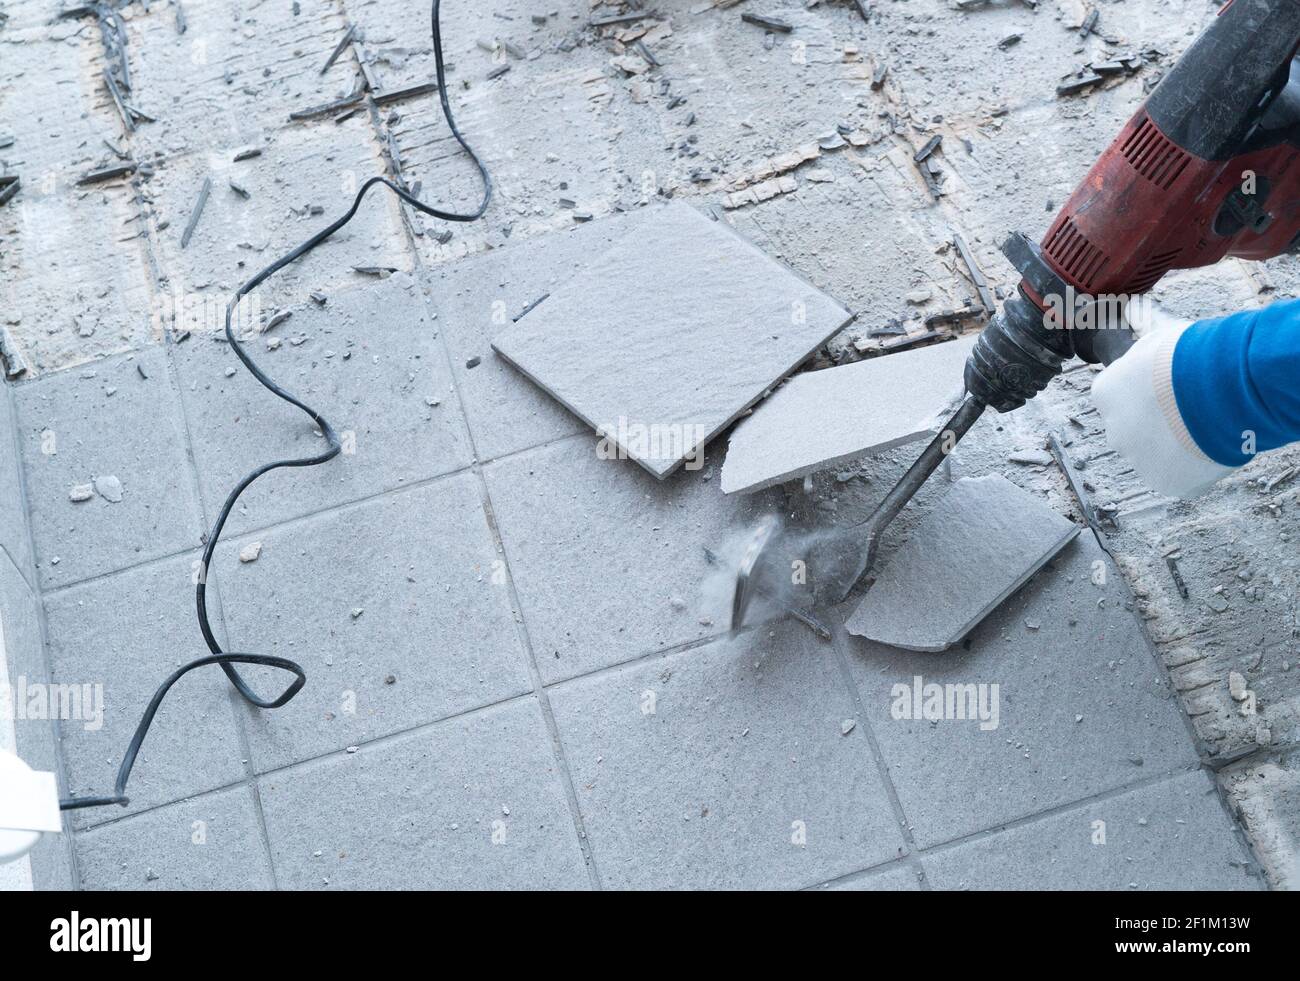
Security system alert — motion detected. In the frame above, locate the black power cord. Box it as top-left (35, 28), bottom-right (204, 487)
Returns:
top-left (61, 0), bottom-right (492, 811)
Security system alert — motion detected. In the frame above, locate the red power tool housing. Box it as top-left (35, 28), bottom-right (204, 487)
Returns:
top-left (966, 0), bottom-right (1300, 409)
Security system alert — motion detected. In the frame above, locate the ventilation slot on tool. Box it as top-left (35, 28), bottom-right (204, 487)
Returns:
top-left (1043, 217), bottom-right (1110, 290)
top-left (1128, 248), bottom-right (1181, 293)
top-left (1121, 114), bottom-right (1192, 190)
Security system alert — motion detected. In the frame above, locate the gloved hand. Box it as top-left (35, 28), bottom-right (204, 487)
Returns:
top-left (1092, 297), bottom-right (1300, 499)
top-left (1091, 303), bottom-right (1233, 499)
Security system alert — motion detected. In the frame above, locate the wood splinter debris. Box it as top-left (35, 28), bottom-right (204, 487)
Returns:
top-left (590, 12), bottom-right (650, 28)
top-left (741, 12), bottom-right (793, 33)
top-left (1057, 72), bottom-right (1104, 97)
top-left (180, 176), bottom-right (211, 250)
top-left (288, 84), bottom-right (366, 121)
top-left (913, 134), bottom-right (942, 163)
top-left (925, 306), bottom-right (984, 327)
top-left (321, 22), bottom-right (357, 75)
top-left (0, 327), bottom-right (28, 379)
top-left (373, 81), bottom-right (439, 106)
top-left (77, 163), bottom-right (136, 186)
top-left (1165, 555), bottom-right (1190, 600)
top-left (102, 68), bottom-right (134, 132)
top-left (953, 232), bottom-right (996, 314)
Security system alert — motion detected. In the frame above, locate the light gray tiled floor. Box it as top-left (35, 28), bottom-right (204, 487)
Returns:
top-left (920, 770), bottom-right (1260, 890)
top-left (13, 348), bottom-right (205, 589)
top-left (4, 222), bottom-right (1258, 887)
top-left (43, 552), bottom-right (247, 829)
top-left (484, 434), bottom-right (762, 684)
top-left (0, 0), bottom-right (1267, 894)
top-left (841, 533), bottom-right (1200, 848)
top-left (213, 473), bottom-right (532, 772)
top-left (74, 786), bottom-right (274, 891)
top-left (172, 272), bottom-right (472, 537)
top-left (257, 697), bottom-right (590, 890)
top-left (549, 621), bottom-right (906, 889)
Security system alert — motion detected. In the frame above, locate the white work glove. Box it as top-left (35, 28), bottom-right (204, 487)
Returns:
top-left (1090, 304), bottom-right (1235, 499)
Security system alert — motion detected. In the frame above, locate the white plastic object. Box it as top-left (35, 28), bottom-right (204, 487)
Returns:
top-left (0, 747), bottom-right (61, 865)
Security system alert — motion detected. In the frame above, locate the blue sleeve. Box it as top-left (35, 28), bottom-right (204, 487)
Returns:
top-left (1172, 297), bottom-right (1300, 467)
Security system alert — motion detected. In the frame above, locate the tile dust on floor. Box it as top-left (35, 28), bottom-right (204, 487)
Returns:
top-left (0, 0), bottom-right (1284, 890)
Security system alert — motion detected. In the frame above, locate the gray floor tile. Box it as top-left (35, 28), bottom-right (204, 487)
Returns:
top-left (549, 622), bottom-right (906, 890)
top-left (43, 553), bottom-right (247, 828)
top-left (0, 549), bottom-right (75, 889)
top-left (921, 770), bottom-right (1261, 890)
top-left (258, 697), bottom-right (589, 890)
top-left (492, 202), bottom-right (852, 478)
top-left (423, 210), bottom-right (651, 462)
top-left (74, 786), bottom-right (273, 890)
top-left (847, 474), bottom-right (1079, 651)
top-left (842, 532), bottom-right (1199, 848)
top-left (173, 272), bottom-right (473, 537)
top-left (722, 335), bottom-right (975, 495)
top-left (213, 474), bottom-right (532, 771)
top-left (0, 387), bottom-right (35, 580)
top-left (484, 436), bottom-right (766, 683)
top-left (13, 348), bottom-right (204, 588)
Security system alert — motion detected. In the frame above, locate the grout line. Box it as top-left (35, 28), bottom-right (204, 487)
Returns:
top-left (806, 855), bottom-right (914, 891)
top-left (38, 428), bottom-right (594, 600)
top-left (71, 776), bottom-right (255, 837)
top-left (466, 482), bottom-right (605, 890)
top-left (250, 692), bottom-right (537, 782)
top-left (914, 762), bottom-right (1207, 858)
top-left (73, 689), bottom-right (538, 834)
top-left (828, 626), bottom-right (930, 890)
top-left (402, 242), bottom-right (607, 890)
top-left (809, 761), bottom-right (1209, 889)
top-left (70, 625), bottom-right (772, 835)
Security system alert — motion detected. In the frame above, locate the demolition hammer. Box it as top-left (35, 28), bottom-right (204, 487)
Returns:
top-left (734, 0), bottom-right (1300, 628)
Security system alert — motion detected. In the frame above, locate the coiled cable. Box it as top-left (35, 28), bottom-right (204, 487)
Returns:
top-left (61, 0), bottom-right (491, 810)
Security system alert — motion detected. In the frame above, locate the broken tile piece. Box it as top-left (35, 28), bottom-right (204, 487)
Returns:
top-left (846, 474), bottom-right (1080, 651)
top-left (491, 202), bottom-right (852, 479)
top-left (93, 474), bottom-right (123, 503)
top-left (721, 335), bottom-right (975, 494)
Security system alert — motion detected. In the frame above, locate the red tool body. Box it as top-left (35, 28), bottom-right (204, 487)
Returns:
top-left (967, 0), bottom-right (1300, 406)
top-left (1045, 110), bottom-right (1300, 293)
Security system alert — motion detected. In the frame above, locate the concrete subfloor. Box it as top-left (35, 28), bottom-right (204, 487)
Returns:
top-left (0, 0), bottom-right (1290, 888)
